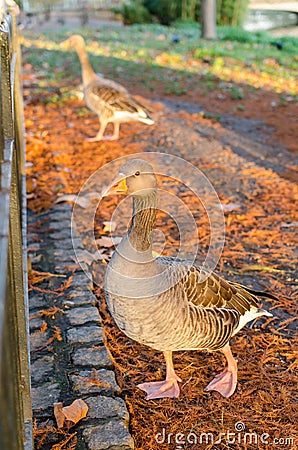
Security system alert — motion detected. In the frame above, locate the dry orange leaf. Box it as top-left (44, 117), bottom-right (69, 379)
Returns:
top-left (62, 399), bottom-right (88, 423)
top-left (29, 269), bottom-right (66, 285)
top-left (96, 236), bottom-right (122, 248)
top-left (78, 368), bottom-right (110, 389)
top-left (240, 264), bottom-right (284, 274)
top-left (102, 220), bottom-right (117, 233)
top-left (51, 432), bottom-right (77, 450)
top-left (54, 399), bottom-right (88, 430)
top-left (53, 403), bottom-right (65, 429)
top-left (37, 306), bottom-right (64, 318)
top-left (75, 249), bottom-right (105, 265)
top-left (55, 192), bottom-right (100, 209)
top-left (32, 326), bottom-right (63, 353)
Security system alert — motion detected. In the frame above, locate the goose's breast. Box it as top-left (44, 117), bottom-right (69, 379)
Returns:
top-left (105, 283), bottom-right (189, 351)
top-left (84, 92), bottom-right (102, 114)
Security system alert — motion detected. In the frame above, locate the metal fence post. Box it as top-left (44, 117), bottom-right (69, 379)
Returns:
top-left (0, 2), bottom-right (33, 449)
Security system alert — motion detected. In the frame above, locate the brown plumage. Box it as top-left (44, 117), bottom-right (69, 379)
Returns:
top-left (104, 159), bottom-right (274, 400)
top-left (61, 35), bottom-right (154, 141)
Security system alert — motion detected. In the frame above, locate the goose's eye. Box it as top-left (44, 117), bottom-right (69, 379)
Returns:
top-left (134, 171), bottom-right (140, 176)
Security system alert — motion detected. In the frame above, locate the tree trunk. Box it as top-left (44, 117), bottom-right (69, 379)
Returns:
top-left (201, 0), bottom-right (217, 39)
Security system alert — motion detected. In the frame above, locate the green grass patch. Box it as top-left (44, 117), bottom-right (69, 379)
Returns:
top-left (21, 23), bottom-right (298, 96)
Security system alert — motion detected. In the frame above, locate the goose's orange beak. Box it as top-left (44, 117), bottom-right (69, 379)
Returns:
top-left (102, 174), bottom-right (128, 197)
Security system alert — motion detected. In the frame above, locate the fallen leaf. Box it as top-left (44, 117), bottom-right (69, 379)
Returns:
top-left (31, 321), bottom-right (48, 336)
top-left (36, 306), bottom-right (64, 318)
top-left (75, 249), bottom-right (105, 265)
top-left (32, 326), bottom-right (63, 352)
top-left (53, 403), bottom-right (65, 429)
top-left (56, 276), bottom-right (73, 294)
top-left (25, 118), bottom-right (34, 127)
top-left (96, 236), bottom-right (122, 248)
top-left (77, 368), bottom-right (110, 389)
top-left (222, 202), bottom-right (241, 212)
top-left (102, 221), bottom-right (117, 233)
top-left (26, 178), bottom-right (37, 193)
top-left (62, 399), bottom-right (88, 424)
top-left (241, 264), bottom-right (284, 273)
top-left (281, 222), bottom-right (298, 228)
top-left (55, 192), bottom-right (100, 209)
top-left (28, 269), bottom-right (66, 285)
top-left (54, 399), bottom-right (88, 430)
top-left (51, 432), bottom-right (77, 450)
top-left (55, 194), bottom-right (87, 208)
top-left (26, 193), bottom-right (35, 199)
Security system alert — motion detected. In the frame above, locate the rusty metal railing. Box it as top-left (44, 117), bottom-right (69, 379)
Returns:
top-left (0, 1), bottom-right (33, 449)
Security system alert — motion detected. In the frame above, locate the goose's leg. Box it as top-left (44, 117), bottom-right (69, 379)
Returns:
top-left (137, 350), bottom-right (181, 400)
top-left (107, 122), bottom-right (120, 141)
top-left (204, 343), bottom-right (237, 398)
top-left (88, 122), bottom-right (120, 141)
top-left (86, 121), bottom-right (107, 142)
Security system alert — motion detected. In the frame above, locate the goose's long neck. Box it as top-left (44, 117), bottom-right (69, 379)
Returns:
top-left (128, 191), bottom-right (157, 253)
top-left (76, 45), bottom-right (97, 85)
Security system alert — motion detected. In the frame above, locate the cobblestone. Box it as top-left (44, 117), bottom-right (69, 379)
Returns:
top-left (85, 396), bottom-right (129, 422)
top-left (50, 210), bottom-right (72, 221)
top-left (52, 203), bottom-right (73, 212)
top-left (83, 421), bottom-right (134, 450)
top-left (27, 241), bottom-right (41, 250)
top-left (53, 248), bottom-right (76, 262)
top-left (29, 317), bottom-right (45, 331)
top-left (50, 229), bottom-right (72, 240)
top-left (31, 382), bottom-right (60, 412)
top-left (28, 205), bottom-right (133, 447)
top-left (29, 294), bottom-right (48, 309)
top-left (31, 355), bottom-right (54, 383)
top-left (71, 369), bottom-right (120, 395)
top-left (72, 346), bottom-right (113, 368)
top-left (67, 325), bottom-right (104, 344)
top-left (49, 220), bottom-right (71, 230)
top-left (70, 273), bottom-right (93, 289)
top-left (65, 290), bottom-right (97, 307)
top-left (54, 261), bottom-right (82, 272)
top-left (53, 237), bottom-right (83, 249)
top-left (30, 330), bottom-right (50, 352)
top-left (66, 306), bottom-right (100, 325)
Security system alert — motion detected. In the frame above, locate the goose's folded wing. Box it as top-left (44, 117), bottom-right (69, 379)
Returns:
top-left (183, 266), bottom-right (261, 316)
top-left (88, 83), bottom-right (151, 116)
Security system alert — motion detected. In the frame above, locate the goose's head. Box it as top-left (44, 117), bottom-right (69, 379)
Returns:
top-left (103, 159), bottom-right (157, 198)
top-left (60, 34), bottom-right (86, 52)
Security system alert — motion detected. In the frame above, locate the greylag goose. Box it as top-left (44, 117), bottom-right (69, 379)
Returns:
top-left (61, 35), bottom-right (154, 141)
top-left (104, 159), bottom-right (274, 400)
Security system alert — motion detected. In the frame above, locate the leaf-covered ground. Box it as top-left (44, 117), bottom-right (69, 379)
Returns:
top-left (23, 23), bottom-right (297, 449)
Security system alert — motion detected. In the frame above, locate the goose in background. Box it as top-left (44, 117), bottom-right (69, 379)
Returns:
top-left (61, 35), bottom-right (154, 141)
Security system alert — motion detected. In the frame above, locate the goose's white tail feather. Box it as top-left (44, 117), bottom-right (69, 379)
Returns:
top-left (232, 307), bottom-right (273, 336)
top-left (138, 116), bottom-right (154, 125)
